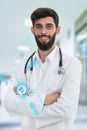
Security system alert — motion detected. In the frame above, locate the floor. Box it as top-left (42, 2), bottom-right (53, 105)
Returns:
top-left (0, 105), bottom-right (87, 130)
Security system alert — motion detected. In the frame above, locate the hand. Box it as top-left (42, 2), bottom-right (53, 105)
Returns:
top-left (44, 92), bottom-right (60, 105)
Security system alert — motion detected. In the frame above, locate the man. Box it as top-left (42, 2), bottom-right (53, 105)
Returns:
top-left (5, 8), bottom-right (82, 130)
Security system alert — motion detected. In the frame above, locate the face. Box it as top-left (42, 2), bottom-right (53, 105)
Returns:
top-left (31, 17), bottom-right (61, 51)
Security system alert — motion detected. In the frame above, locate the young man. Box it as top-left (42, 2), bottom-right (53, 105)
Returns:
top-left (5, 8), bottom-right (82, 130)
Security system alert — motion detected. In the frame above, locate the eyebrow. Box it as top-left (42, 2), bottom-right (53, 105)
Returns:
top-left (34, 23), bottom-right (55, 26)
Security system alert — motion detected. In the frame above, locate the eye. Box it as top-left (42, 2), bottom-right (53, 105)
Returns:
top-left (46, 24), bottom-right (54, 29)
top-left (34, 24), bottom-right (42, 29)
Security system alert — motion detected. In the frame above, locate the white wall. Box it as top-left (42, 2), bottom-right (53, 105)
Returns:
top-left (60, 23), bottom-right (75, 55)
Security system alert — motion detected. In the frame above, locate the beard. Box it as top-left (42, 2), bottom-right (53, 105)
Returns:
top-left (34, 32), bottom-right (56, 51)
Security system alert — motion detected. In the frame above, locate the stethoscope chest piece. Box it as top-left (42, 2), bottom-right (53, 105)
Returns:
top-left (58, 66), bottom-right (65, 74)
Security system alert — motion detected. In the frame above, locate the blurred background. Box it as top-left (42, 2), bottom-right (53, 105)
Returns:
top-left (0, 0), bottom-right (87, 130)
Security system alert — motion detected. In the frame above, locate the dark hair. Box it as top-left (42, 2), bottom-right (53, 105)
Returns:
top-left (30, 7), bottom-right (59, 27)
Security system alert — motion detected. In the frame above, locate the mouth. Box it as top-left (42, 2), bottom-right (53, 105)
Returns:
top-left (38, 35), bottom-right (50, 42)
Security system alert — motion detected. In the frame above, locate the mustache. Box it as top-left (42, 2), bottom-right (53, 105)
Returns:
top-left (37, 35), bottom-right (50, 38)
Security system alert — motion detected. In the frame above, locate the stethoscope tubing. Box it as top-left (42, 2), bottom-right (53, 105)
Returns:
top-left (24, 47), bottom-right (65, 75)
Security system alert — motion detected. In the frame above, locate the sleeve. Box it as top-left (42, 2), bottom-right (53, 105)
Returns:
top-left (34, 58), bottom-right (82, 128)
top-left (4, 76), bottom-right (46, 117)
top-left (4, 59), bottom-right (46, 117)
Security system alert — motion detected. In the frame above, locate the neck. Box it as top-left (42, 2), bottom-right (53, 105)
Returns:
top-left (38, 44), bottom-right (56, 63)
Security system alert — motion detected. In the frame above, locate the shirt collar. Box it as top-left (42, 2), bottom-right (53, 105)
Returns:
top-left (47, 45), bottom-right (58, 62)
top-left (34, 45), bottom-right (59, 62)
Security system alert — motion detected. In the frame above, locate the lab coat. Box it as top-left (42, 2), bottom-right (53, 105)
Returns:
top-left (4, 46), bottom-right (82, 130)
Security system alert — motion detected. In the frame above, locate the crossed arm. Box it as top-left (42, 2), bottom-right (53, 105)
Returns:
top-left (13, 87), bottom-right (60, 105)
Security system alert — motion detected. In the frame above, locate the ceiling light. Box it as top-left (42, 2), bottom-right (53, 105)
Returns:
top-left (77, 33), bottom-right (87, 42)
top-left (24, 17), bottom-right (32, 27)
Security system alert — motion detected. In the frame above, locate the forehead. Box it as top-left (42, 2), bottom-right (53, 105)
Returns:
top-left (34, 17), bottom-right (54, 25)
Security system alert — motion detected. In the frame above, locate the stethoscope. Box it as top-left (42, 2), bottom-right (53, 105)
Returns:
top-left (24, 47), bottom-right (65, 74)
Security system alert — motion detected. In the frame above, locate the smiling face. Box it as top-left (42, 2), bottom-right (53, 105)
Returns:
top-left (31, 17), bottom-right (61, 51)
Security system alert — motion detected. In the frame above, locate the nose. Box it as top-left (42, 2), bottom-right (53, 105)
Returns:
top-left (41, 25), bottom-right (47, 34)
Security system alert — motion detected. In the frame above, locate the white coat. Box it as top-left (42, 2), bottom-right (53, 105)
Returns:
top-left (4, 46), bottom-right (82, 130)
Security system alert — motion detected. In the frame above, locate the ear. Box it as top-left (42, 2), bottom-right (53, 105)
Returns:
top-left (31, 27), bottom-right (34, 34)
top-left (56, 26), bottom-right (61, 34)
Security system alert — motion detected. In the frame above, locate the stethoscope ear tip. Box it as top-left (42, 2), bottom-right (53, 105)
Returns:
top-left (58, 67), bottom-right (65, 74)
